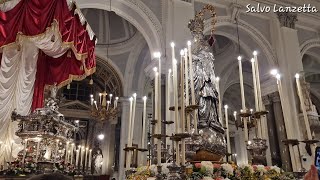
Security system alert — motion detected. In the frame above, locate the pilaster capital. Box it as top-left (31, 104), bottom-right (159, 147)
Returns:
top-left (262, 95), bottom-right (271, 105)
top-left (276, 12), bottom-right (298, 29)
top-left (270, 92), bottom-right (281, 103)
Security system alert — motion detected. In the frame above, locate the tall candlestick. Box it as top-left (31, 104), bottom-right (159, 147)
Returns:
top-left (154, 69), bottom-right (159, 133)
top-left (107, 101), bottom-right (110, 110)
top-left (253, 51), bottom-right (265, 139)
top-left (114, 97), bottom-right (119, 108)
top-left (71, 143), bottom-right (74, 165)
top-left (109, 94), bottom-right (113, 102)
top-left (216, 77), bottom-right (222, 125)
top-left (126, 97), bottom-right (134, 169)
top-left (88, 149), bottom-right (92, 168)
top-left (237, 56), bottom-right (249, 142)
top-left (184, 48), bottom-right (191, 133)
top-left (141, 96), bottom-right (147, 149)
top-left (180, 49), bottom-right (186, 165)
top-left (166, 69), bottom-right (172, 128)
top-left (295, 74), bottom-right (312, 141)
top-left (80, 146), bottom-right (84, 168)
top-left (187, 41), bottom-right (197, 132)
top-left (131, 93), bottom-right (137, 141)
top-left (76, 148), bottom-right (80, 169)
top-left (85, 147), bottom-right (88, 170)
top-left (275, 74), bottom-right (298, 171)
top-left (251, 58), bottom-right (261, 138)
top-left (154, 52), bottom-right (161, 135)
top-left (171, 42), bottom-right (180, 164)
top-left (253, 51), bottom-right (263, 111)
top-left (99, 93), bottom-right (102, 105)
top-left (225, 105), bottom-right (231, 159)
top-left (65, 141), bottom-right (69, 163)
top-left (94, 101), bottom-right (98, 110)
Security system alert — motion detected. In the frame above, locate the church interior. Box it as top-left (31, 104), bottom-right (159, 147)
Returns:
top-left (0, 0), bottom-right (320, 179)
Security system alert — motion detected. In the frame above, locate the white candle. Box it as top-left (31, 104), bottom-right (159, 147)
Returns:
top-left (216, 77), bottom-right (222, 125)
top-left (166, 69), bottom-right (172, 127)
top-left (65, 141), bottom-right (69, 163)
top-left (90, 94), bottom-right (94, 106)
top-left (76, 148), bottom-right (80, 168)
top-left (80, 146), bottom-right (84, 168)
top-left (154, 69), bottom-right (159, 133)
top-left (234, 111), bottom-right (237, 121)
top-left (154, 52), bottom-right (161, 136)
top-left (85, 147), bottom-right (88, 170)
top-left (94, 101), bottom-right (98, 110)
top-left (131, 93), bottom-right (137, 141)
top-left (142, 96), bottom-right (147, 149)
top-left (35, 139), bottom-right (41, 163)
top-left (99, 93), bottom-right (102, 105)
top-left (295, 74), bottom-right (312, 141)
top-left (253, 51), bottom-right (263, 111)
top-left (126, 97), bottom-right (134, 169)
top-left (107, 101), bottom-right (110, 110)
top-left (109, 94), bottom-right (113, 102)
top-left (187, 41), bottom-right (197, 132)
top-left (88, 149), bottom-right (92, 168)
top-left (171, 42), bottom-right (180, 164)
top-left (237, 56), bottom-right (249, 142)
top-left (55, 140), bottom-right (59, 163)
top-left (225, 105), bottom-right (231, 157)
top-left (114, 97), bottom-right (119, 108)
top-left (275, 74), bottom-right (298, 171)
top-left (180, 49), bottom-right (186, 166)
top-left (251, 58), bottom-right (261, 138)
top-left (184, 48), bottom-right (191, 133)
top-left (71, 143), bottom-right (74, 165)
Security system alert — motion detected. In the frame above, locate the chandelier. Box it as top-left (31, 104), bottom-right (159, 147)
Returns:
top-left (90, 92), bottom-right (120, 122)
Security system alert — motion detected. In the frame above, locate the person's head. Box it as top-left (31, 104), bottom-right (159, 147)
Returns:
top-left (27, 173), bottom-right (72, 180)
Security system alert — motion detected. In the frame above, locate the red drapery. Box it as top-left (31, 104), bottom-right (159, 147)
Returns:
top-left (0, 0), bottom-right (96, 110)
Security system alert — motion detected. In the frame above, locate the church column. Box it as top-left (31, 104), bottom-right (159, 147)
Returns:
top-left (271, 92), bottom-right (292, 171)
top-left (118, 99), bottom-right (130, 179)
top-left (271, 12), bottom-right (303, 171)
top-left (263, 95), bottom-right (278, 166)
top-left (234, 129), bottom-right (248, 165)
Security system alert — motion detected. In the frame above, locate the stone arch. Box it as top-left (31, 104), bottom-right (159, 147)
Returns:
top-left (95, 56), bottom-right (124, 96)
top-left (300, 39), bottom-right (320, 56)
top-left (204, 17), bottom-right (277, 67)
top-left (76, 0), bottom-right (163, 54)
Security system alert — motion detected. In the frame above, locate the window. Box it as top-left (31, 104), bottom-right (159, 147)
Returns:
top-left (63, 82), bottom-right (92, 102)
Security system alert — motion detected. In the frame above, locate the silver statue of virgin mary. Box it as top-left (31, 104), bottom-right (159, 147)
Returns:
top-left (187, 4), bottom-right (226, 161)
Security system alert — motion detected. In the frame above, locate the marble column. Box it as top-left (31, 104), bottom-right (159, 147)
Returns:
top-left (118, 100), bottom-right (131, 179)
top-left (234, 129), bottom-right (248, 165)
top-left (272, 92), bottom-right (292, 171)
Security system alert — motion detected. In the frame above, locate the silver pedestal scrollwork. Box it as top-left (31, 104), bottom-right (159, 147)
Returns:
top-left (247, 138), bottom-right (268, 165)
top-left (167, 162), bottom-right (182, 180)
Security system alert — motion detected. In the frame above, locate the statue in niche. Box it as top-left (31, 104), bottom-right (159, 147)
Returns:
top-left (93, 149), bottom-right (103, 175)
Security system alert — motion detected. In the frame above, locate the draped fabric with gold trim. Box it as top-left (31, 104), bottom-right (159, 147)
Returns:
top-left (0, 0), bottom-right (96, 164)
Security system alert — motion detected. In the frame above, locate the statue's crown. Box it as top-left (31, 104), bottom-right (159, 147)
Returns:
top-left (188, 4), bottom-right (217, 41)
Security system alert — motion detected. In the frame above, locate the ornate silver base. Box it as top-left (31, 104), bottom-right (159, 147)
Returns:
top-left (125, 168), bottom-right (136, 178)
top-left (156, 165), bottom-right (165, 180)
top-left (247, 138), bottom-right (268, 165)
top-left (179, 165), bottom-right (187, 180)
top-left (167, 163), bottom-right (182, 180)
